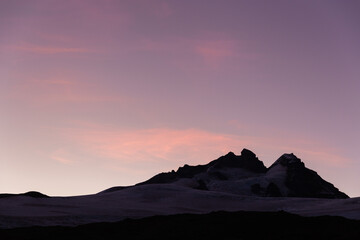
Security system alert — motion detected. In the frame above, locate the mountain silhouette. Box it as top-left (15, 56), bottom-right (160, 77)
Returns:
top-left (0, 148), bottom-right (356, 230)
top-left (0, 191), bottom-right (49, 199)
top-left (133, 149), bottom-right (348, 199)
top-left (3, 149), bottom-right (347, 200)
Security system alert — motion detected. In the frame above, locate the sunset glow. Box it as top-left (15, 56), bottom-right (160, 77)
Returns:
top-left (1, 0), bottom-right (359, 197)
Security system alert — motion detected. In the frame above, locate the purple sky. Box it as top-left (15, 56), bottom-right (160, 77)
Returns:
top-left (1, 0), bottom-right (359, 197)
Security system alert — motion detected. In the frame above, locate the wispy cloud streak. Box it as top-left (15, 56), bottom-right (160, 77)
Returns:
top-left (61, 127), bottom-right (250, 167)
top-left (58, 124), bottom-right (351, 171)
top-left (10, 44), bottom-right (90, 54)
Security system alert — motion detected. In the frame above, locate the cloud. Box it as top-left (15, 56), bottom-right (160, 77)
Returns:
top-left (59, 123), bottom-right (351, 171)
top-left (7, 77), bottom-right (127, 106)
top-left (11, 44), bottom-right (90, 54)
top-left (283, 147), bottom-right (350, 166)
top-left (31, 79), bottom-right (75, 86)
top-left (63, 127), bottom-right (250, 167)
top-left (225, 119), bottom-right (351, 167)
top-left (245, 135), bottom-right (351, 167)
top-left (40, 34), bottom-right (75, 43)
top-left (195, 40), bottom-right (237, 67)
top-left (51, 149), bottom-right (74, 165)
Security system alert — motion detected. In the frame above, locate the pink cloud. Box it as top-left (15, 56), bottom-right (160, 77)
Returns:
top-left (282, 147), bottom-right (350, 166)
top-left (63, 127), bottom-right (250, 167)
top-left (7, 77), bottom-right (128, 106)
top-left (39, 34), bottom-right (77, 44)
top-left (244, 135), bottom-right (351, 167)
top-left (51, 149), bottom-right (74, 165)
top-left (31, 79), bottom-right (75, 86)
top-left (226, 119), bottom-right (351, 167)
top-left (114, 35), bottom-right (259, 72)
top-left (59, 124), bottom-right (351, 169)
top-left (195, 40), bottom-right (237, 67)
top-left (11, 44), bottom-right (90, 54)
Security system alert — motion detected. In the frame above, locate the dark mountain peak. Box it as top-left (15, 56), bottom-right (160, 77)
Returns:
top-left (134, 149), bottom-right (348, 199)
top-left (267, 154), bottom-right (349, 199)
top-left (138, 149), bottom-right (266, 186)
top-left (241, 148), bottom-right (256, 158)
top-left (225, 151), bottom-right (236, 157)
top-left (270, 153), bottom-right (305, 169)
top-left (211, 149), bottom-right (266, 173)
top-left (214, 152), bottom-right (237, 163)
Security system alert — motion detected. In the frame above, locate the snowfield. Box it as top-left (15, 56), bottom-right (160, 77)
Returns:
top-left (1, 183), bottom-right (360, 229)
top-left (2, 150), bottom-right (357, 229)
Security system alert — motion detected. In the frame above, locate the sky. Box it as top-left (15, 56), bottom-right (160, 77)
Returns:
top-left (1, 0), bottom-right (359, 197)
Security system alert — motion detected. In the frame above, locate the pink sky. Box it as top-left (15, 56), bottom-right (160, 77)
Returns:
top-left (1, 0), bottom-right (359, 197)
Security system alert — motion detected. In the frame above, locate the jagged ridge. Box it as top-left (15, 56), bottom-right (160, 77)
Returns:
top-left (134, 149), bottom-right (348, 199)
top-left (137, 148), bottom-right (266, 186)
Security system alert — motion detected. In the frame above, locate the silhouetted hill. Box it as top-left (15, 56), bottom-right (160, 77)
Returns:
top-left (1, 211), bottom-right (359, 240)
top-left (0, 191), bottom-right (49, 199)
top-left (132, 149), bottom-right (348, 199)
top-left (268, 153), bottom-right (348, 198)
top-left (0, 148), bottom-right (357, 231)
top-left (137, 148), bottom-right (267, 185)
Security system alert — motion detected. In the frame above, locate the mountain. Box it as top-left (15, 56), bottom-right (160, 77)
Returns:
top-left (0, 148), bottom-right (356, 229)
top-left (136, 149), bottom-right (265, 187)
top-left (134, 149), bottom-right (348, 199)
top-left (268, 153), bottom-right (348, 198)
top-left (2, 149), bottom-right (347, 199)
top-left (0, 191), bottom-right (49, 199)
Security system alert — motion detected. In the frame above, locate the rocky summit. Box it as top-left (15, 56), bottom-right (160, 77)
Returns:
top-left (268, 153), bottom-right (348, 198)
top-left (135, 149), bottom-right (348, 199)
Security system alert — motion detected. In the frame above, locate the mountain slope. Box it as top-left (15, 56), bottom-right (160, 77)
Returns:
top-left (134, 149), bottom-right (348, 199)
top-left (268, 153), bottom-right (348, 198)
top-left (137, 149), bottom-right (266, 186)
top-left (0, 148), bottom-right (354, 229)
top-left (0, 191), bottom-right (49, 199)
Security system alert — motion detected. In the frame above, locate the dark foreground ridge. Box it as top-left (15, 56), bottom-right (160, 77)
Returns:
top-left (0, 191), bottom-right (49, 199)
top-left (1, 211), bottom-right (359, 240)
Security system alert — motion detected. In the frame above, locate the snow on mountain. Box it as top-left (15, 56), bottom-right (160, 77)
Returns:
top-left (267, 153), bottom-right (349, 198)
top-left (0, 184), bottom-right (359, 229)
top-left (0, 149), bottom-right (356, 228)
top-left (136, 149), bottom-right (348, 199)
